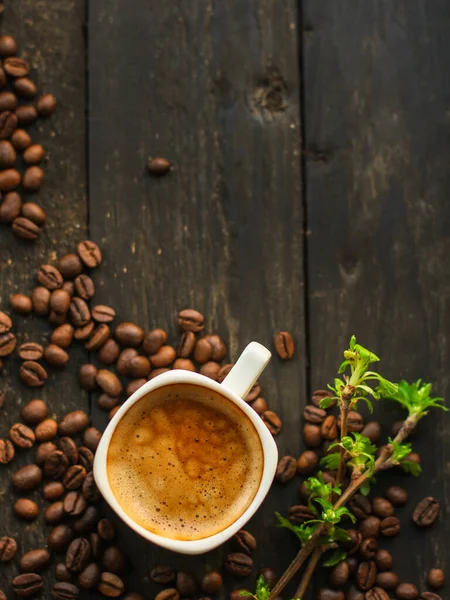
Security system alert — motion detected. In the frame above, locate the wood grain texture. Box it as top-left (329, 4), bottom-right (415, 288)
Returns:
top-left (0, 1), bottom-right (87, 598)
top-left (88, 0), bottom-right (305, 596)
top-left (304, 0), bottom-right (450, 593)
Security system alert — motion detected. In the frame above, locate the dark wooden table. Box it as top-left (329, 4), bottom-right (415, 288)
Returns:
top-left (1, 1), bottom-right (449, 598)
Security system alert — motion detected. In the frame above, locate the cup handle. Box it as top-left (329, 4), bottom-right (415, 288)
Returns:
top-left (221, 342), bottom-right (272, 400)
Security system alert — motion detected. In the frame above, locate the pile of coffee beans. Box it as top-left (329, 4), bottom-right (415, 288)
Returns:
top-left (0, 33), bottom-right (56, 241)
top-left (273, 389), bottom-right (445, 600)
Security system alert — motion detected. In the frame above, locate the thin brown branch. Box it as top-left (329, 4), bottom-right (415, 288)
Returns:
top-left (295, 547), bottom-right (324, 599)
top-left (335, 401), bottom-right (349, 486)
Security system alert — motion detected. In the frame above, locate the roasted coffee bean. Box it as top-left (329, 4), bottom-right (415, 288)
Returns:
top-left (77, 240), bottom-right (102, 267)
top-left (23, 143), bottom-right (44, 164)
top-left (64, 491), bottom-right (87, 516)
top-left (0, 140), bottom-right (16, 170)
top-left (77, 446), bottom-right (94, 471)
top-left (125, 378), bottom-right (146, 396)
top-left (74, 275), bottom-right (95, 301)
top-left (10, 423), bottom-right (35, 448)
top-left (76, 563), bottom-right (99, 590)
top-left (316, 590), bottom-right (345, 600)
top-left (0, 438), bottom-right (14, 463)
top-left (14, 498), bottom-right (39, 521)
top-left (0, 190), bottom-right (21, 222)
top-left (85, 324), bottom-right (110, 351)
top-left (347, 585), bottom-right (364, 600)
top-left (96, 518), bottom-right (114, 541)
top-left (155, 589), bottom-right (179, 600)
top-left (346, 410), bottom-right (364, 432)
top-left (35, 441), bottom-right (58, 465)
top-left (42, 481), bottom-right (65, 501)
top-left (245, 382), bottom-right (262, 402)
top-left (96, 369), bottom-right (123, 397)
top-left (22, 399), bottom-right (48, 424)
top-left (232, 530), bottom-right (257, 554)
top-left (172, 358), bottom-right (195, 371)
top-left (148, 367), bottom-right (170, 380)
top-left (90, 306), bottom-right (115, 325)
top-left (65, 537), bottom-right (91, 572)
top-left (0, 331), bottom-right (16, 356)
top-left (303, 423), bottom-right (322, 447)
top-left (79, 364), bottom-right (98, 391)
top-left (98, 339), bottom-right (120, 364)
top-left (116, 348), bottom-right (138, 375)
top-left (360, 516), bottom-right (381, 539)
top-left (249, 396), bottom-right (268, 415)
top-left (59, 410), bottom-right (90, 436)
top-left (37, 93), bottom-right (57, 116)
top-left (199, 360), bottom-right (220, 380)
top-left (304, 405), bottom-right (326, 424)
top-left (62, 281), bottom-right (75, 296)
top-left (143, 328), bottom-right (168, 354)
top-left (329, 560), bottom-right (349, 588)
top-left (375, 549), bottom-right (393, 571)
top-left (176, 572), bottom-right (197, 596)
top-left (12, 573), bottom-right (43, 597)
top-left (49, 310), bottom-right (67, 326)
top-left (360, 421), bottom-right (382, 443)
top-left (11, 128), bottom-right (31, 150)
top-left (396, 583), bottom-right (419, 599)
top-left (32, 286), bottom-right (51, 315)
top-left (69, 297), bottom-right (90, 327)
top-left (151, 565), bottom-right (176, 584)
top-left (4, 57), bottom-right (30, 77)
top-left (421, 593), bottom-right (442, 600)
top-left (262, 411), bottom-right (282, 435)
top-left (81, 471), bottom-right (100, 503)
top-left (274, 331), bottom-right (295, 359)
top-left (98, 572), bottom-right (124, 597)
top-left (341, 529), bottom-right (361, 554)
top-left (412, 497), bottom-right (440, 526)
top-left (287, 505), bottom-right (315, 524)
top-left (12, 216), bottom-right (40, 240)
top-left (55, 564), bottom-right (72, 582)
top-left (18, 342), bottom-right (43, 361)
top-left (0, 311), bottom-right (12, 334)
top-left (150, 345), bottom-right (176, 368)
top-left (35, 418), bottom-right (58, 442)
top-left (201, 571), bottom-right (223, 595)
top-left (11, 293), bottom-right (32, 315)
top-left (73, 321), bottom-right (94, 341)
top-left (37, 264), bottom-right (63, 290)
top-left (385, 486), bottom-right (407, 506)
top-left (350, 494), bottom-right (372, 519)
top-left (59, 437), bottom-right (79, 465)
top-left (375, 571), bottom-right (399, 590)
top-left (98, 393), bottom-right (120, 411)
top-left (58, 254), bottom-right (83, 279)
top-left (0, 92), bottom-right (17, 111)
top-left (259, 568), bottom-right (278, 589)
top-left (73, 505), bottom-right (99, 534)
top-left (0, 114), bottom-right (18, 142)
top-left (19, 548), bottom-right (51, 572)
top-left (102, 546), bottom-right (126, 574)
top-left (203, 334), bottom-right (226, 361)
top-left (356, 560), bottom-right (377, 591)
top-left (372, 497), bottom-right (394, 518)
top-left (51, 582), bottom-right (79, 600)
top-left (128, 355), bottom-right (151, 377)
top-left (0, 537), bottom-right (17, 565)
top-left (114, 322), bottom-right (145, 347)
top-left (50, 289), bottom-right (71, 314)
top-left (321, 415), bottom-right (338, 439)
top-left (427, 568), bottom-right (444, 589)
top-left (380, 516), bottom-right (400, 537)
top-left (44, 501), bottom-right (65, 525)
top-left (44, 344), bottom-right (69, 367)
top-left (225, 552), bottom-right (253, 577)
top-left (193, 337), bottom-right (213, 363)
top-left (0, 35), bottom-right (18, 56)
top-left (347, 556), bottom-right (359, 575)
top-left (177, 308), bottom-right (204, 332)
top-left (177, 331), bottom-right (196, 357)
top-left (16, 106), bottom-right (38, 127)
top-left (275, 456), bottom-right (297, 483)
top-left (147, 156), bottom-right (171, 174)
top-left (45, 450), bottom-right (69, 479)
top-left (83, 427), bottom-right (102, 452)
top-left (360, 537), bottom-right (378, 559)
top-left (63, 465), bottom-right (86, 490)
top-left (365, 588), bottom-right (390, 600)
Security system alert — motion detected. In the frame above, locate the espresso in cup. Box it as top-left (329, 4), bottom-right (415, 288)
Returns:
top-left (107, 383), bottom-right (264, 541)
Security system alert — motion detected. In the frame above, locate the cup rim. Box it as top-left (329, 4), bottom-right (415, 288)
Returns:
top-left (93, 369), bottom-right (278, 554)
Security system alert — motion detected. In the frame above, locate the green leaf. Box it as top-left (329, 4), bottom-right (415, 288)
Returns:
top-left (355, 384), bottom-right (379, 399)
top-left (255, 576), bottom-right (271, 600)
top-left (400, 460), bottom-right (422, 477)
top-left (275, 512), bottom-right (317, 545)
top-left (354, 343), bottom-right (380, 364)
top-left (388, 438), bottom-right (413, 464)
top-left (330, 527), bottom-right (350, 542)
top-left (320, 395), bottom-right (338, 409)
top-left (352, 396), bottom-right (374, 413)
top-left (360, 479), bottom-right (371, 496)
top-left (320, 453), bottom-right (341, 471)
top-left (338, 360), bottom-right (349, 374)
top-left (335, 506), bottom-right (356, 523)
top-left (349, 335), bottom-right (356, 350)
top-left (323, 549), bottom-right (347, 567)
top-left (239, 593), bottom-right (255, 598)
top-left (378, 379), bottom-right (447, 417)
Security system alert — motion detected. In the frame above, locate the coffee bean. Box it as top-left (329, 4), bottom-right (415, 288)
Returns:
top-left (55, 564), bottom-right (72, 581)
top-left (77, 240), bottom-right (102, 267)
top-left (125, 378), bottom-right (146, 396)
top-left (97, 339), bottom-right (120, 365)
top-left (77, 364), bottom-right (97, 392)
top-left (0, 311), bottom-right (12, 334)
top-left (18, 342), bottom-right (43, 361)
top-left (380, 516), bottom-right (400, 537)
top-left (346, 410), bottom-right (364, 432)
top-left (193, 337), bottom-right (212, 363)
top-left (249, 396), bottom-right (268, 415)
top-left (19, 548), bottom-right (51, 572)
top-left (143, 328), bottom-right (168, 354)
top-left (59, 437), bottom-right (79, 465)
top-left (81, 428), bottom-right (101, 453)
top-left (176, 331), bottom-right (196, 357)
top-left (69, 297), bottom-right (90, 327)
top-left (113, 322), bottom-right (144, 347)
top-left (341, 529), bottom-right (362, 554)
top-left (0, 438), bottom-right (14, 463)
top-left (421, 593), bottom-right (442, 600)
top-left (178, 308), bottom-right (204, 332)
top-left (396, 583), bottom-right (419, 599)
top-left (412, 497), bottom-right (440, 526)
top-left (329, 560), bottom-right (349, 588)
top-left (245, 382), bottom-right (262, 402)
top-left (360, 537), bottom-right (378, 560)
top-left (91, 304), bottom-right (116, 323)
top-left (0, 114), bottom-right (18, 142)
top-left (12, 216), bottom-right (40, 240)
top-left (49, 324), bottom-right (73, 348)
top-left (356, 560), bottom-right (377, 591)
top-left (372, 497), bottom-right (394, 519)
top-left (127, 355), bottom-right (150, 378)
top-left (427, 568), bottom-right (444, 589)
top-left (11, 293), bottom-right (32, 315)
top-left (82, 471), bottom-right (100, 503)
top-left (44, 501), bottom-right (65, 525)
top-left (274, 331), bottom-right (295, 359)
top-left (347, 585), bottom-right (364, 600)
top-left (375, 571), bottom-right (399, 590)
top-left (176, 572), bottom-right (197, 596)
top-left (199, 360), bottom-right (220, 380)
top-left (50, 289), bottom-right (71, 314)
top-left (201, 572), bottom-right (223, 595)
top-left (77, 447), bottom-right (94, 471)
top-left (225, 552), bottom-right (253, 577)
top-left (65, 537), bottom-right (91, 573)
top-left (11, 128), bottom-right (31, 150)
top-left (151, 566), bottom-right (176, 585)
top-left (316, 590), bottom-right (345, 600)
top-left (14, 498), bottom-right (39, 521)
top-left (35, 418), bottom-right (58, 442)
top-left (51, 582), bottom-right (79, 600)
top-left (98, 393), bottom-right (120, 411)
top-left (385, 486), bottom-right (407, 506)
top-left (23, 144), bottom-right (44, 163)
top-left (85, 324), bottom-right (110, 351)
top-left (79, 563), bottom-right (100, 589)
top-left (97, 518), bottom-right (115, 540)
top-left (32, 286), bottom-right (51, 315)
top-left (0, 331), bottom-right (16, 356)
top-left (275, 456), bottom-right (297, 483)
top-left (96, 369), bottom-right (123, 396)
top-left (20, 360), bottom-right (48, 388)
top-left (37, 93), bottom-right (57, 116)
top-left (148, 367), bottom-right (170, 380)
top-left (116, 348), bottom-right (137, 375)
top-left (147, 156), bottom-right (171, 174)
top-left (73, 274), bottom-right (94, 300)
top-left (287, 505), bottom-right (316, 524)
top-left (156, 590), bottom-right (179, 600)
top-left (0, 35), bottom-right (18, 56)
top-left (42, 481), bottom-right (65, 501)
top-left (73, 321), bottom-right (94, 340)
top-left (304, 405), bottom-right (326, 424)
top-left (98, 572), bottom-right (124, 597)
top-left (102, 545), bottom-right (126, 574)
top-left (63, 465), bottom-right (86, 490)
top-left (0, 536), bottom-right (17, 561)
top-left (0, 191), bottom-right (21, 222)
top-left (0, 92), bottom-right (17, 112)
top-left (202, 334), bottom-right (226, 361)
top-left (58, 255), bottom-right (83, 280)
top-left (347, 556), bottom-right (359, 575)
top-left (16, 106), bottom-right (38, 128)
top-left (349, 494), bottom-right (372, 519)
top-left (360, 516), bottom-right (381, 539)
top-left (321, 414), bottom-right (338, 439)
top-left (64, 491), bottom-right (87, 516)
top-left (262, 410), bottom-right (282, 435)
top-left (72, 505), bottom-right (99, 534)
top-left (35, 441), bottom-right (58, 465)
top-left (45, 449), bottom-right (69, 479)
top-left (303, 423), bottom-right (322, 447)
top-left (173, 358), bottom-right (195, 371)
top-left (59, 410), bottom-right (90, 436)
top-left (365, 589), bottom-right (390, 600)
top-left (12, 573), bottom-right (43, 597)
top-left (4, 57), bottom-right (29, 77)
top-left (44, 344), bottom-right (69, 368)
top-left (10, 423), bottom-right (35, 448)
top-left (37, 264), bottom-right (63, 290)
top-left (0, 140), bottom-right (16, 171)
top-left (150, 345), bottom-right (176, 368)
top-left (375, 549), bottom-right (392, 571)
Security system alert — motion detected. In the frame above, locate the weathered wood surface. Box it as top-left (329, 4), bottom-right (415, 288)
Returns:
top-left (304, 0), bottom-right (450, 593)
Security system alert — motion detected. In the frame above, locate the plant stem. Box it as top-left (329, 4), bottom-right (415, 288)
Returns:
top-left (269, 413), bottom-right (419, 600)
top-left (335, 401), bottom-right (349, 487)
top-left (295, 547), bottom-right (324, 599)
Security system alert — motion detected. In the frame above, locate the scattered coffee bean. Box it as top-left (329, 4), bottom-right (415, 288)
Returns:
top-left (10, 422), bottom-right (35, 448)
top-left (303, 423), bottom-right (322, 447)
top-left (0, 311), bottom-right (12, 334)
top-left (50, 289), bottom-right (71, 314)
top-left (372, 497), bottom-right (394, 518)
top-left (69, 297), bottom-right (90, 327)
top-left (201, 571), bottom-right (223, 595)
top-left (64, 491), bottom-right (87, 517)
top-left (329, 560), bottom-right (349, 588)
top-left (176, 572), bottom-right (197, 596)
top-left (262, 410), bottom-right (282, 435)
top-left (225, 552), bottom-right (253, 577)
top-left (59, 410), bottom-right (89, 436)
top-left (77, 446), bottom-right (94, 471)
top-left (59, 437), bottom-right (79, 465)
top-left (83, 427), bottom-right (102, 452)
top-left (19, 548), bottom-right (51, 572)
top-left (177, 331), bottom-right (196, 357)
top-left (22, 398), bottom-right (48, 424)
top-left (11, 128), bottom-right (31, 150)
top-left (149, 345), bottom-right (176, 368)
top-left (32, 286), bottom-right (51, 315)
top-left (98, 393), bottom-right (120, 411)
top-left (143, 328), bottom-right (168, 354)
top-left (375, 571), bottom-right (399, 590)
top-left (275, 456), bottom-right (297, 483)
top-left (360, 537), bottom-right (378, 560)
top-left (85, 324), bottom-right (110, 351)
top-left (173, 357), bottom-right (196, 371)
top-left (380, 516), bottom-right (400, 537)
top-left (0, 191), bottom-right (21, 223)
top-left (385, 485), bottom-right (408, 506)
top-left (73, 321), bottom-right (94, 340)
top-left (412, 497), bottom-right (440, 527)
top-left (0, 438), bottom-right (14, 463)
top-left (321, 414), bottom-right (338, 439)
top-left (274, 331), bottom-right (295, 359)
top-left (194, 337), bottom-right (213, 363)
top-left (63, 465), bottom-right (86, 490)
top-left (287, 505), bottom-right (316, 524)
top-left (0, 536), bottom-right (17, 561)
top-left (178, 308), bottom-right (204, 332)
top-left (249, 396), bottom-right (268, 415)
top-left (102, 545), bottom-right (126, 574)
top-left (356, 560), bottom-right (377, 591)
top-left (0, 331), bottom-right (17, 356)
top-left (20, 360), bottom-right (48, 387)
top-left (79, 364), bottom-right (98, 391)
top-left (37, 264), bottom-right (63, 290)
top-left (346, 410), bottom-right (364, 432)
top-left (21, 202), bottom-right (46, 225)
top-left (35, 418), bottom-right (58, 442)
top-left (65, 537), bottom-right (91, 573)
top-left (56, 563), bottom-right (72, 583)
top-left (72, 505), bottom-right (99, 534)
top-left (349, 494), bottom-right (372, 519)
top-left (396, 583), bottom-right (419, 599)
top-left (12, 573), bottom-right (43, 597)
top-left (91, 304), bottom-right (116, 323)
top-left (35, 441), bottom-right (58, 465)
top-left (37, 93), bottom-right (57, 116)
top-left (11, 293), bottom-right (32, 314)
top-left (427, 569), bottom-right (444, 589)
top-left (155, 589), bottom-right (179, 600)
top-left (79, 562), bottom-right (100, 589)
top-left (44, 344), bottom-right (70, 367)
top-left (199, 360), bottom-right (220, 380)
top-left (375, 549), bottom-right (393, 571)
top-left (98, 339), bottom-right (120, 364)
top-left (97, 572), bottom-right (124, 597)
top-left (82, 472), bottom-right (100, 503)
top-left (12, 216), bottom-right (40, 239)
top-left (347, 585), bottom-right (364, 600)
top-left (365, 589), bottom-right (390, 600)
top-left (74, 274), bottom-right (95, 300)
top-left (14, 498), bottom-right (39, 521)
top-left (45, 449), bottom-right (69, 479)
top-left (360, 516), bottom-right (381, 539)
top-left (42, 481), bottom-right (65, 501)
top-left (51, 582), bottom-right (79, 600)
top-left (44, 501), bottom-right (65, 525)
top-left (18, 340), bottom-right (45, 361)
top-left (147, 156), bottom-right (171, 175)
top-left (421, 593), bottom-right (442, 600)
top-left (128, 355), bottom-right (151, 377)
top-left (316, 590), bottom-right (345, 600)
top-left (96, 369), bottom-right (123, 396)
top-left (304, 404), bottom-right (326, 424)
top-left (151, 566), bottom-right (176, 585)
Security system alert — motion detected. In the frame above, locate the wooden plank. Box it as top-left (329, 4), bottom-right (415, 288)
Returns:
top-left (88, 0), bottom-right (305, 595)
top-left (0, 2), bottom-right (87, 598)
top-left (304, 0), bottom-right (450, 593)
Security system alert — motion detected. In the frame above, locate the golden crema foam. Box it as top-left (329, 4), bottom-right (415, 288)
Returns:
top-left (107, 384), bottom-right (264, 541)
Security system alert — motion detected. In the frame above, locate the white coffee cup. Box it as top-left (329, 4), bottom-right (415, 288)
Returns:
top-left (94, 341), bottom-right (277, 555)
